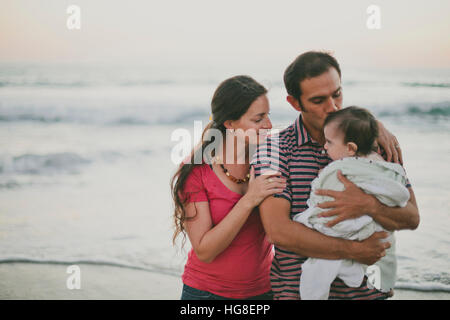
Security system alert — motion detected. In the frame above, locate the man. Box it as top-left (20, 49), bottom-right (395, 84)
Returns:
top-left (251, 51), bottom-right (420, 300)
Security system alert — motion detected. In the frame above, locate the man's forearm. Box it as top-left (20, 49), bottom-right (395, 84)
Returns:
top-left (367, 188), bottom-right (420, 231)
top-left (272, 218), bottom-right (356, 260)
top-left (260, 197), bottom-right (354, 260)
top-left (260, 196), bottom-right (391, 265)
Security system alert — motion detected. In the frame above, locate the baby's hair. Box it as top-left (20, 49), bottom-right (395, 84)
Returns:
top-left (324, 106), bottom-right (379, 156)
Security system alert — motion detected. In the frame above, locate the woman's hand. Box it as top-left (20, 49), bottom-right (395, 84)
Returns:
top-left (243, 168), bottom-right (287, 208)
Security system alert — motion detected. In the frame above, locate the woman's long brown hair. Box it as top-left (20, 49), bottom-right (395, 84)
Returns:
top-left (170, 75), bottom-right (267, 247)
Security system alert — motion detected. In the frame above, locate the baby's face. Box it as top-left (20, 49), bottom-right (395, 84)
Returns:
top-left (323, 122), bottom-right (354, 160)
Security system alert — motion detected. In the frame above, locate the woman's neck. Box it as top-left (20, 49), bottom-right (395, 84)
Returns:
top-left (220, 140), bottom-right (251, 165)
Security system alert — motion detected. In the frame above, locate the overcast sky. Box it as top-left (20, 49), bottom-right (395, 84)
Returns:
top-left (1, 0), bottom-right (449, 69)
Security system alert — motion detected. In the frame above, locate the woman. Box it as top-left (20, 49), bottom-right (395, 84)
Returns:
top-left (171, 75), bottom-right (286, 300)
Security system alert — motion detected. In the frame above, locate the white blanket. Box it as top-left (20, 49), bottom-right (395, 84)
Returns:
top-left (293, 157), bottom-right (410, 300)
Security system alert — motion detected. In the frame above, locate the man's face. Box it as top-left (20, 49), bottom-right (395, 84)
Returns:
top-left (297, 67), bottom-right (343, 133)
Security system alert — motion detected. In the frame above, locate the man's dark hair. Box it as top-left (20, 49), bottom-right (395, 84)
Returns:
top-left (283, 51), bottom-right (341, 105)
top-left (324, 106), bottom-right (379, 156)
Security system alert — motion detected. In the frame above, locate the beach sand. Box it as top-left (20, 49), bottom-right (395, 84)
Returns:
top-left (0, 263), bottom-right (182, 300)
top-left (1, 263), bottom-right (449, 300)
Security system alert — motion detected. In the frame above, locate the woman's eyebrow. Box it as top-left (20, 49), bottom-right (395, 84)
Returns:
top-left (254, 112), bottom-right (266, 117)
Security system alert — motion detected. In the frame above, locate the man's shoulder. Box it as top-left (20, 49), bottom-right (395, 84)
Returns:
top-left (263, 123), bottom-right (297, 149)
top-left (251, 124), bottom-right (296, 167)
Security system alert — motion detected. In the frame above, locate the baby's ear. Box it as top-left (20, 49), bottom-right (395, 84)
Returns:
top-left (347, 142), bottom-right (358, 156)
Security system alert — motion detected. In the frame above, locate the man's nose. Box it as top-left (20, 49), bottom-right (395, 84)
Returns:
top-left (325, 97), bottom-right (338, 113)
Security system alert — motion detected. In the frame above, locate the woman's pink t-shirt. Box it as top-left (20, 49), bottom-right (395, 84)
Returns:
top-left (180, 164), bottom-right (273, 299)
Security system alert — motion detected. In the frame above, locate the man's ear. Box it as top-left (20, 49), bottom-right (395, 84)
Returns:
top-left (347, 142), bottom-right (358, 156)
top-left (286, 95), bottom-right (303, 112)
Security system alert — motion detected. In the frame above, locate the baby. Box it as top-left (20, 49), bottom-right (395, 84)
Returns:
top-left (294, 106), bottom-right (410, 300)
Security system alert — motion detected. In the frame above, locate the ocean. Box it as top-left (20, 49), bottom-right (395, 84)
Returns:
top-left (0, 62), bottom-right (449, 295)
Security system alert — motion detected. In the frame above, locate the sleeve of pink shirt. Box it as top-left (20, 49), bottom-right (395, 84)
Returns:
top-left (179, 165), bottom-right (209, 203)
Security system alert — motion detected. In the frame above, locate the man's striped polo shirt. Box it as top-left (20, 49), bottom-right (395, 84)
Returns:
top-left (251, 113), bottom-right (389, 300)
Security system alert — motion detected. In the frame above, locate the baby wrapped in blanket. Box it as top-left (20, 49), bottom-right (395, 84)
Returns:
top-left (293, 107), bottom-right (410, 300)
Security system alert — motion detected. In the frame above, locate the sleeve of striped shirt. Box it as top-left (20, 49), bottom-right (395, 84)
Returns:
top-left (379, 146), bottom-right (412, 188)
top-left (250, 135), bottom-right (292, 203)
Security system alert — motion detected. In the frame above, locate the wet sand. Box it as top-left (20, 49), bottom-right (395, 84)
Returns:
top-left (1, 263), bottom-right (448, 300)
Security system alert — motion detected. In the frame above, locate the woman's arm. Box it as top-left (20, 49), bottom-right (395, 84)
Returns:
top-left (184, 169), bottom-right (286, 263)
top-left (184, 198), bottom-right (255, 263)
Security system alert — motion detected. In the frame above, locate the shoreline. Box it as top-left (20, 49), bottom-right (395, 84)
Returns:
top-left (0, 262), bottom-right (182, 300)
top-left (0, 263), bottom-right (448, 300)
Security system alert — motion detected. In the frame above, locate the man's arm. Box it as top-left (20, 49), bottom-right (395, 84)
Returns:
top-left (317, 171), bottom-right (420, 231)
top-left (377, 120), bottom-right (402, 164)
top-left (259, 196), bottom-right (391, 265)
top-left (368, 187), bottom-right (419, 231)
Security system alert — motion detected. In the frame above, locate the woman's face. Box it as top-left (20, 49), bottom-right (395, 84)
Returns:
top-left (228, 94), bottom-right (272, 145)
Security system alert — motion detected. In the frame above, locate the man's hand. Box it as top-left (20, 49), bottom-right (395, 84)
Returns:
top-left (377, 120), bottom-right (403, 164)
top-left (315, 170), bottom-right (376, 227)
top-left (259, 195), bottom-right (393, 263)
top-left (350, 231), bottom-right (391, 265)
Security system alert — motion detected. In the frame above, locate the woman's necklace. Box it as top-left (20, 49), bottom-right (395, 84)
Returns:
top-left (220, 164), bottom-right (250, 184)
top-left (214, 156), bottom-right (250, 184)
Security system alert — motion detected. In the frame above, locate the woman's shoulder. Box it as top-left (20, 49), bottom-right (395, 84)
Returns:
top-left (180, 164), bottom-right (211, 201)
top-left (184, 163), bottom-right (211, 182)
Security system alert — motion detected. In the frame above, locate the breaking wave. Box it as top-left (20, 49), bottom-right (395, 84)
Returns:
top-left (0, 153), bottom-right (91, 175)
